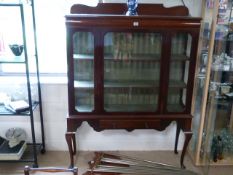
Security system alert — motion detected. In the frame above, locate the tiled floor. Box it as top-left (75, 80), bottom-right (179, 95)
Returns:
top-left (0, 151), bottom-right (233, 175)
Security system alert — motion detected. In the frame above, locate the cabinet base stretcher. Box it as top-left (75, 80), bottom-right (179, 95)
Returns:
top-left (65, 121), bottom-right (192, 169)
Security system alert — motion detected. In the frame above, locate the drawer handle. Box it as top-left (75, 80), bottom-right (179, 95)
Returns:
top-left (133, 21), bottom-right (139, 26)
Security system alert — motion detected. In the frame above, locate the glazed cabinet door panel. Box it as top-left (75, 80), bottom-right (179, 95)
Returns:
top-left (70, 30), bottom-right (198, 114)
top-left (73, 31), bottom-right (94, 112)
top-left (167, 33), bottom-right (193, 113)
top-left (103, 32), bottom-right (162, 112)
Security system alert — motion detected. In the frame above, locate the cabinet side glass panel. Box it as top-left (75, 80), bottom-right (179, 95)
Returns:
top-left (202, 25), bottom-right (233, 164)
top-left (104, 32), bottom-right (161, 112)
top-left (190, 19), bottom-right (211, 165)
top-left (73, 32), bottom-right (94, 112)
top-left (167, 33), bottom-right (192, 112)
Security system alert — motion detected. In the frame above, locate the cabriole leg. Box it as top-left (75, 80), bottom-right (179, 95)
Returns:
top-left (174, 121), bottom-right (181, 154)
top-left (180, 131), bottom-right (192, 169)
top-left (66, 132), bottom-right (76, 168)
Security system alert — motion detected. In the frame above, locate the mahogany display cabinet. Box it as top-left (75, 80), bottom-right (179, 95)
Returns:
top-left (65, 3), bottom-right (201, 168)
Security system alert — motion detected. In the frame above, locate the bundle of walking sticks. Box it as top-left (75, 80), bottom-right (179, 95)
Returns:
top-left (83, 152), bottom-right (199, 175)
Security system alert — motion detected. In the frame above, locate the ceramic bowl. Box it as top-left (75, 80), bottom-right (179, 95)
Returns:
top-left (9, 44), bottom-right (24, 56)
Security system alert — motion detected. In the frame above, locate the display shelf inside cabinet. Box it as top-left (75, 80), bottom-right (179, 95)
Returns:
top-left (65, 3), bottom-right (201, 168)
top-left (74, 80), bottom-right (187, 88)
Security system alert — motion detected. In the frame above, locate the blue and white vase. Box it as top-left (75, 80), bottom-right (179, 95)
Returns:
top-left (126, 0), bottom-right (138, 16)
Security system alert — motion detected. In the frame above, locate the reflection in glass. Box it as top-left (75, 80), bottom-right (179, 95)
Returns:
top-left (73, 32), bottom-right (94, 112)
top-left (104, 32), bottom-right (161, 112)
top-left (167, 33), bottom-right (192, 112)
top-left (191, 75), bottom-right (206, 156)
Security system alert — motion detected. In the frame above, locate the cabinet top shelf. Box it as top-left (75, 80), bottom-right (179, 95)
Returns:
top-left (66, 14), bottom-right (201, 22)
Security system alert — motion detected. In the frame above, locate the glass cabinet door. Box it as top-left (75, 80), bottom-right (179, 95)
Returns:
top-left (167, 33), bottom-right (192, 112)
top-left (73, 32), bottom-right (94, 112)
top-left (104, 32), bottom-right (162, 112)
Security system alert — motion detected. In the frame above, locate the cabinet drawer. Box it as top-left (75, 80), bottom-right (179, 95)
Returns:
top-left (99, 120), bottom-right (161, 130)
